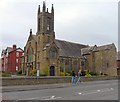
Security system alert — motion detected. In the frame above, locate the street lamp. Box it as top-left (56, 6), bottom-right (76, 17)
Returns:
top-left (26, 63), bottom-right (30, 76)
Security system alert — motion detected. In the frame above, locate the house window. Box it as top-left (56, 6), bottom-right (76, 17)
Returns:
top-left (16, 66), bottom-right (18, 71)
top-left (6, 59), bottom-right (8, 63)
top-left (16, 52), bottom-right (19, 57)
top-left (50, 47), bottom-right (57, 58)
top-left (16, 59), bottom-right (18, 63)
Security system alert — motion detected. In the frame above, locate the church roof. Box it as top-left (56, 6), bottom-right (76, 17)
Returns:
top-left (81, 46), bottom-right (96, 55)
top-left (55, 39), bottom-right (88, 57)
top-left (28, 34), bottom-right (36, 41)
top-left (81, 43), bottom-right (116, 55)
top-left (95, 43), bottom-right (116, 51)
top-left (32, 35), bottom-right (36, 41)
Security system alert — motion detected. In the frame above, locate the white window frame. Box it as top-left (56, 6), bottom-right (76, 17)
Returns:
top-left (16, 66), bottom-right (18, 71)
top-left (16, 52), bottom-right (19, 57)
top-left (16, 59), bottom-right (18, 63)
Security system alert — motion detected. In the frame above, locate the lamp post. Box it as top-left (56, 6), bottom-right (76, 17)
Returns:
top-left (26, 63), bottom-right (29, 76)
top-left (37, 62), bottom-right (40, 77)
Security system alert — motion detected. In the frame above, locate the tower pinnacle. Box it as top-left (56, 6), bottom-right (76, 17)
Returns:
top-left (30, 29), bottom-right (32, 35)
top-left (43, 1), bottom-right (46, 12)
top-left (51, 4), bottom-right (54, 13)
top-left (38, 5), bottom-right (40, 14)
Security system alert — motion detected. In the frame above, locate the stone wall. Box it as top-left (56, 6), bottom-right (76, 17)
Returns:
top-left (1, 76), bottom-right (118, 86)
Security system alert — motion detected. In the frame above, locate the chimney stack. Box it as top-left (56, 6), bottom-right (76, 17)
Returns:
top-left (13, 45), bottom-right (16, 50)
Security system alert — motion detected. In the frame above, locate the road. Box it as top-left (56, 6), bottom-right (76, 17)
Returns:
top-left (2, 80), bottom-right (118, 101)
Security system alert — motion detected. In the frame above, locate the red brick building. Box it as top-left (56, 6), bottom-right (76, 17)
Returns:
top-left (1, 45), bottom-right (24, 74)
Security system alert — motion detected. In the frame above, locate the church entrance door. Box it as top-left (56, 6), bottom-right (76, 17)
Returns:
top-left (50, 66), bottom-right (55, 76)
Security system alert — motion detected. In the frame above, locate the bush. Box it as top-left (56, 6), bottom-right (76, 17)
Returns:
top-left (40, 65), bottom-right (49, 76)
top-left (59, 72), bottom-right (65, 76)
top-left (86, 69), bottom-right (90, 74)
top-left (17, 68), bottom-right (22, 75)
top-left (89, 72), bottom-right (98, 76)
top-left (59, 72), bottom-right (71, 76)
top-left (40, 71), bottom-right (47, 76)
top-left (40, 73), bottom-right (47, 76)
top-left (1, 71), bottom-right (11, 77)
top-left (85, 73), bottom-right (92, 77)
top-left (30, 68), bottom-right (37, 76)
top-left (44, 65), bottom-right (49, 76)
top-left (65, 72), bottom-right (71, 76)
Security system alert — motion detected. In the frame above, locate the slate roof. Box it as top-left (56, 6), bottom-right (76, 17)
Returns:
top-left (1, 49), bottom-right (6, 56)
top-left (55, 39), bottom-right (88, 57)
top-left (81, 46), bottom-right (96, 55)
top-left (28, 34), bottom-right (36, 41)
top-left (6, 47), bottom-right (13, 53)
top-left (95, 43), bottom-right (116, 51)
top-left (9, 48), bottom-right (24, 54)
top-left (81, 43), bottom-right (116, 55)
top-left (1, 47), bottom-right (13, 56)
top-left (1, 46), bottom-right (23, 57)
top-left (32, 35), bottom-right (36, 41)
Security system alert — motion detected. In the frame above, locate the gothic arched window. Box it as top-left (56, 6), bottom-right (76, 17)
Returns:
top-left (47, 24), bottom-right (50, 30)
top-left (27, 47), bottom-right (33, 63)
top-left (65, 59), bottom-right (70, 72)
top-left (49, 47), bottom-right (57, 58)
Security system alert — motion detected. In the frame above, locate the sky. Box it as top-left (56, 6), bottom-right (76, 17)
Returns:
top-left (0, 0), bottom-right (119, 54)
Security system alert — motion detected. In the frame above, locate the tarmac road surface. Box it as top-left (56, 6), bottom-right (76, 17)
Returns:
top-left (1, 80), bottom-right (118, 101)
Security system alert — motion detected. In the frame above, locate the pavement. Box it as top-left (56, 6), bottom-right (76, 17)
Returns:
top-left (2, 83), bottom-right (72, 92)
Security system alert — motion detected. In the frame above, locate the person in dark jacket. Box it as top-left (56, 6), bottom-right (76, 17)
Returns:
top-left (71, 70), bottom-right (76, 84)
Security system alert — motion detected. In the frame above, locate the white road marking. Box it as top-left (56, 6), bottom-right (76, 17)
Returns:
top-left (97, 90), bottom-right (101, 92)
top-left (78, 88), bottom-right (114, 95)
top-left (110, 88), bottom-right (113, 90)
top-left (18, 95), bottom-right (62, 100)
top-left (43, 95), bottom-right (61, 100)
top-left (41, 96), bottom-right (52, 99)
top-left (18, 97), bottom-right (41, 100)
top-left (78, 92), bottom-right (82, 95)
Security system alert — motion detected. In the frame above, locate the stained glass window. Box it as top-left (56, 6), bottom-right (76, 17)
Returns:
top-left (27, 47), bottom-right (33, 63)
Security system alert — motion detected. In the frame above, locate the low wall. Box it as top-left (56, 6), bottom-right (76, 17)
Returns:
top-left (1, 76), bottom-right (118, 86)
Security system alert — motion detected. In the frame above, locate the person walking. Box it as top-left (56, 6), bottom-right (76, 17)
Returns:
top-left (71, 70), bottom-right (76, 84)
top-left (76, 69), bottom-right (82, 84)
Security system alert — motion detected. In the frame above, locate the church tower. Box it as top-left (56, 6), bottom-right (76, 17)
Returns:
top-left (36, 1), bottom-right (55, 72)
top-left (37, 1), bottom-right (55, 45)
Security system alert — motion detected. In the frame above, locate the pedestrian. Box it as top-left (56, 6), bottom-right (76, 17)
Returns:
top-left (71, 70), bottom-right (76, 84)
top-left (76, 69), bottom-right (82, 84)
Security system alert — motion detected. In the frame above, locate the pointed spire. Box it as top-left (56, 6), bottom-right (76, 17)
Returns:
top-left (38, 5), bottom-right (40, 14)
top-left (51, 4), bottom-right (54, 13)
top-left (43, 1), bottom-right (46, 12)
top-left (30, 29), bottom-right (32, 35)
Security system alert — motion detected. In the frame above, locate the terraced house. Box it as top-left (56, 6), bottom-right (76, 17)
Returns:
top-left (23, 2), bottom-right (117, 76)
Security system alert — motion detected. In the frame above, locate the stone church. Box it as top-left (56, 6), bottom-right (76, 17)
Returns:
top-left (23, 2), bottom-right (117, 76)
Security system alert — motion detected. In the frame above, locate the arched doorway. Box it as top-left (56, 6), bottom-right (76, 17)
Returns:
top-left (50, 66), bottom-right (55, 76)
